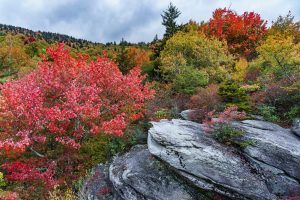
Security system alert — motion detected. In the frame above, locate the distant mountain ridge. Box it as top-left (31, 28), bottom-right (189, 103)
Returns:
top-left (0, 23), bottom-right (102, 47)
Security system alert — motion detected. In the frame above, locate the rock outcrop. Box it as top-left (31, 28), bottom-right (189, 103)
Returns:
top-left (81, 118), bottom-right (300, 200)
top-left (148, 119), bottom-right (300, 199)
top-left (109, 145), bottom-right (205, 200)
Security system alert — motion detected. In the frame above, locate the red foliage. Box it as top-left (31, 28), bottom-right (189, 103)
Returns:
top-left (0, 192), bottom-right (19, 200)
top-left (203, 106), bottom-right (246, 133)
top-left (203, 8), bottom-right (267, 58)
top-left (0, 44), bottom-right (154, 187)
top-left (189, 84), bottom-right (221, 122)
top-left (1, 160), bottom-right (58, 187)
top-left (23, 36), bottom-right (36, 45)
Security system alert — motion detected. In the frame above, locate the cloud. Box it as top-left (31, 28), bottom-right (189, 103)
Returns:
top-left (0, 0), bottom-right (299, 43)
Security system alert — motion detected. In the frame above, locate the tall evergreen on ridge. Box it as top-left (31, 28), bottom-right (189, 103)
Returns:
top-left (161, 3), bottom-right (181, 39)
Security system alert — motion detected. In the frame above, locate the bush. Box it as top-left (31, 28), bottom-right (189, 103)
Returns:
top-left (218, 80), bottom-right (251, 111)
top-left (212, 124), bottom-right (246, 147)
top-left (203, 107), bottom-right (250, 148)
top-left (286, 106), bottom-right (300, 121)
top-left (251, 78), bottom-right (300, 123)
top-left (189, 84), bottom-right (221, 122)
top-left (173, 66), bottom-right (208, 94)
top-left (0, 44), bottom-right (154, 198)
top-left (159, 31), bottom-right (234, 82)
top-left (257, 105), bottom-right (280, 122)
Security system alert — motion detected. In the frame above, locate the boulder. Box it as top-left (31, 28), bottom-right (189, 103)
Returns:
top-left (148, 119), bottom-right (300, 199)
top-left (233, 120), bottom-right (300, 181)
top-left (109, 145), bottom-right (205, 200)
top-left (180, 109), bottom-right (195, 121)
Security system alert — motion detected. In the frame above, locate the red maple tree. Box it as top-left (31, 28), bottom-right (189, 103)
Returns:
top-left (0, 44), bottom-right (154, 188)
top-left (203, 8), bottom-right (267, 59)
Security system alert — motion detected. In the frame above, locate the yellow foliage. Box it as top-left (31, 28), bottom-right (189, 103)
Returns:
top-left (159, 31), bottom-right (234, 82)
top-left (49, 185), bottom-right (78, 200)
top-left (232, 58), bottom-right (248, 82)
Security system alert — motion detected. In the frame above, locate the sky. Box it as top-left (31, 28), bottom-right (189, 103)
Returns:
top-left (0, 0), bottom-right (299, 43)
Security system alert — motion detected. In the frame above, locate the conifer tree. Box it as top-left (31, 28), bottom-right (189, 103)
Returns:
top-left (161, 3), bottom-right (181, 38)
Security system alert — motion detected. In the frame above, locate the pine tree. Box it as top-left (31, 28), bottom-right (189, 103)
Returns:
top-left (161, 3), bottom-right (181, 38)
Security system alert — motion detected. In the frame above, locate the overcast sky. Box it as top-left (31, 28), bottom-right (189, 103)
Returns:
top-left (0, 0), bottom-right (299, 43)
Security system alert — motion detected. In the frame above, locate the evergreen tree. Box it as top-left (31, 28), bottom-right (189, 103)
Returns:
top-left (161, 3), bottom-right (181, 38)
top-left (116, 38), bottom-right (130, 74)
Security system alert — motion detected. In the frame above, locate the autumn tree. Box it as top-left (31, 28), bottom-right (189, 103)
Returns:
top-left (0, 34), bottom-right (31, 81)
top-left (268, 11), bottom-right (300, 43)
top-left (159, 31), bottom-right (234, 82)
top-left (203, 8), bottom-right (267, 59)
top-left (250, 34), bottom-right (300, 121)
top-left (0, 44), bottom-right (154, 196)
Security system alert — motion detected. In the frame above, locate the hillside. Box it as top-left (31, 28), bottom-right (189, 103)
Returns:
top-left (0, 23), bottom-right (100, 47)
top-left (0, 3), bottom-right (299, 200)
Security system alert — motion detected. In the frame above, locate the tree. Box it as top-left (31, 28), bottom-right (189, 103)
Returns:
top-left (254, 34), bottom-right (300, 82)
top-left (268, 11), bottom-right (300, 43)
top-left (218, 80), bottom-right (251, 111)
top-left (159, 31), bottom-right (234, 82)
top-left (203, 8), bottom-right (267, 59)
top-left (0, 44), bottom-right (154, 194)
top-left (116, 38), bottom-right (130, 74)
top-left (161, 3), bottom-right (181, 38)
top-left (0, 34), bottom-right (31, 82)
top-left (249, 34), bottom-right (300, 120)
top-left (173, 66), bottom-right (208, 94)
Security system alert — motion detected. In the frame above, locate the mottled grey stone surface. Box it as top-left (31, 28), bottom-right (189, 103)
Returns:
top-left (148, 119), bottom-right (300, 199)
top-left (109, 145), bottom-right (205, 200)
top-left (292, 118), bottom-right (300, 137)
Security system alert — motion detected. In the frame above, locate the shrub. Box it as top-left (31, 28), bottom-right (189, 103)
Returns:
top-left (172, 66), bottom-right (208, 94)
top-left (286, 106), bottom-right (300, 121)
top-left (257, 105), bottom-right (280, 122)
top-left (232, 59), bottom-right (248, 82)
top-left (0, 44), bottom-right (154, 197)
top-left (218, 80), bottom-right (251, 111)
top-left (251, 78), bottom-right (300, 123)
top-left (203, 107), bottom-right (251, 148)
top-left (212, 124), bottom-right (246, 147)
top-left (154, 109), bottom-right (171, 120)
top-left (0, 172), bottom-right (6, 187)
top-left (49, 185), bottom-right (78, 200)
top-left (189, 84), bottom-right (221, 122)
top-left (203, 106), bottom-right (250, 148)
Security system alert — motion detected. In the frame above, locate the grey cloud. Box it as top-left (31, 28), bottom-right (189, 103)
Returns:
top-left (0, 0), bottom-right (299, 43)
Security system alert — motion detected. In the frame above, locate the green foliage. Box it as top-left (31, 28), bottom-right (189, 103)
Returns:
top-left (257, 105), bottom-right (280, 122)
top-left (268, 11), bottom-right (300, 43)
top-left (161, 3), bottom-right (181, 38)
top-left (79, 134), bottom-right (111, 168)
top-left (79, 120), bottom-right (149, 169)
top-left (286, 106), bottom-right (300, 121)
top-left (154, 109), bottom-right (170, 119)
top-left (0, 172), bottom-right (7, 187)
top-left (254, 34), bottom-right (300, 82)
top-left (218, 80), bottom-right (251, 111)
top-left (159, 31), bottom-right (233, 82)
top-left (213, 124), bottom-right (251, 148)
top-left (173, 66), bottom-right (208, 94)
top-left (249, 34), bottom-right (300, 123)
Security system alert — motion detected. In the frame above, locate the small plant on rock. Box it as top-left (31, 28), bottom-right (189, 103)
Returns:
top-left (203, 106), bottom-right (251, 148)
